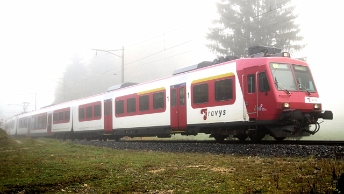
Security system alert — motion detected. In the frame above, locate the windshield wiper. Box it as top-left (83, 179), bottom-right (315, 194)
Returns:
top-left (275, 77), bottom-right (290, 94)
top-left (297, 80), bottom-right (311, 95)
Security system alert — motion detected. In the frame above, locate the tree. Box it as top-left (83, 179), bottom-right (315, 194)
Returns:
top-left (206, 0), bottom-right (304, 57)
top-left (53, 53), bottom-right (121, 104)
top-left (54, 54), bottom-right (89, 104)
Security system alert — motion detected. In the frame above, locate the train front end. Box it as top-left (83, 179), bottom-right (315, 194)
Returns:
top-left (266, 58), bottom-right (333, 138)
top-left (238, 46), bottom-right (333, 141)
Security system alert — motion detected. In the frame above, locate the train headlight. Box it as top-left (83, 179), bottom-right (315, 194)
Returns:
top-left (282, 52), bottom-right (290, 57)
top-left (314, 104), bottom-right (320, 109)
top-left (283, 102), bottom-right (290, 109)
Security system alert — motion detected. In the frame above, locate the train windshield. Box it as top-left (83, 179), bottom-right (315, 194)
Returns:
top-left (269, 63), bottom-right (317, 93)
top-left (293, 64), bottom-right (316, 92)
top-left (270, 63), bottom-right (297, 92)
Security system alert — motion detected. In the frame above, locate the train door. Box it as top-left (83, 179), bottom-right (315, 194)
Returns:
top-left (47, 113), bottom-right (52, 135)
top-left (104, 99), bottom-right (113, 134)
top-left (170, 83), bottom-right (187, 130)
top-left (243, 66), bottom-right (271, 120)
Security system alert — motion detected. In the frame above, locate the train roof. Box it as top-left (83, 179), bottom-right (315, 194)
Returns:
top-left (107, 82), bottom-right (139, 92)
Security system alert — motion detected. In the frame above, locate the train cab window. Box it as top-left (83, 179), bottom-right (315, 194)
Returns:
top-left (127, 98), bottom-right (136, 113)
top-left (171, 89), bottom-right (176, 107)
top-left (79, 108), bottom-right (85, 119)
top-left (193, 83), bottom-right (208, 104)
top-left (65, 110), bottom-right (70, 120)
top-left (247, 74), bottom-right (255, 93)
top-left (293, 65), bottom-right (316, 92)
top-left (139, 95), bottom-right (149, 111)
top-left (59, 112), bottom-right (64, 121)
top-left (116, 100), bottom-right (124, 114)
top-left (86, 106), bottom-right (92, 118)
top-left (270, 62), bottom-right (297, 91)
top-left (94, 104), bottom-right (101, 117)
top-left (153, 92), bottom-right (164, 109)
top-left (259, 72), bottom-right (270, 92)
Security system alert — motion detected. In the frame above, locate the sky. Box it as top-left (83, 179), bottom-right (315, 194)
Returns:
top-left (0, 0), bottom-right (343, 139)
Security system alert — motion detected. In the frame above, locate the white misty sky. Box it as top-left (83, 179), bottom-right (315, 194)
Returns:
top-left (0, 0), bottom-right (343, 139)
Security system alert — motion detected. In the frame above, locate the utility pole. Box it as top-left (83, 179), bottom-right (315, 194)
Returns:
top-left (92, 47), bottom-right (125, 83)
top-left (8, 102), bottom-right (30, 112)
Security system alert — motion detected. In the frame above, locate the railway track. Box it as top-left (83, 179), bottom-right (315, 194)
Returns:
top-left (114, 139), bottom-right (344, 146)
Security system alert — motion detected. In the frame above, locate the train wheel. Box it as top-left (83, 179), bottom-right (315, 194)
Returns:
top-left (274, 137), bottom-right (286, 142)
top-left (248, 133), bottom-right (264, 143)
top-left (214, 135), bottom-right (227, 142)
top-left (236, 134), bottom-right (248, 142)
top-left (114, 136), bottom-right (121, 142)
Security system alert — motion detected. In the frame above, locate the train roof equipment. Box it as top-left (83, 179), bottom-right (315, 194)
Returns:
top-left (173, 61), bottom-right (214, 75)
top-left (248, 45), bottom-right (290, 58)
top-left (107, 82), bottom-right (138, 92)
top-left (173, 55), bottom-right (239, 75)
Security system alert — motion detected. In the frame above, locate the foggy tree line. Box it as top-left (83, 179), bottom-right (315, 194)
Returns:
top-left (54, 0), bottom-right (304, 103)
top-left (53, 54), bottom-right (121, 104)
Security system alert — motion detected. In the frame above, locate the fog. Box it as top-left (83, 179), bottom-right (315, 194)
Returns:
top-left (0, 0), bottom-right (343, 140)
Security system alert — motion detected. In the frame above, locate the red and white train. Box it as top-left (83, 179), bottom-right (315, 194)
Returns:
top-left (4, 46), bottom-right (333, 142)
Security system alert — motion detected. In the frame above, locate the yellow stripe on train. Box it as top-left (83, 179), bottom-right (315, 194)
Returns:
top-left (191, 72), bottom-right (235, 84)
top-left (137, 87), bottom-right (165, 95)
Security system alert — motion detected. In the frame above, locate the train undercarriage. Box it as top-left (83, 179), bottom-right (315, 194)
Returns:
top-left (43, 109), bottom-right (333, 143)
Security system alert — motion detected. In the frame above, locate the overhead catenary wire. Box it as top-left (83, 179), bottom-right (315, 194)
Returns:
top-left (52, 0), bottom-right (301, 92)
top-left (57, 0), bottom-right (300, 89)
top-left (125, 26), bottom-right (186, 49)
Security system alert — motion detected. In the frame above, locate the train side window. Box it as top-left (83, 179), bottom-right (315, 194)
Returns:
top-left (116, 100), bottom-right (124, 114)
top-left (171, 89), bottom-right (176, 107)
top-left (215, 79), bottom-right (233, 101)
top-left (36, 117), bottom-right (39, 129)
top-left (127, 98), bottom-right (136, 113)
top-left (153, 92), bottom-right (164, 109)
top-left (248, 74), bottom-right (255, 93)
top-left (79, 107), bottom-right (84, 119)
top-left (193, 83), bottom-right (208, 104)
top-left (94, 104), bottom-right (101, 117)
top-left (65, 110), bottom-right (70, 121)
top-left (42, 115), bottom-right (47, 128)
top-left (37, 116), bottom-right (41, 128)
top-left (86, 106), bottom-right (92, 118)
top-left (53, 113), bottom-right (58, 122)
top-left (59, 112), bottom-right (64, 121)
top-left (33, 117), bottom-right (37, 129)
top-left (139, 95), bottom-right (149, 111)
top-left (259, 72), bottom-right (270, 92)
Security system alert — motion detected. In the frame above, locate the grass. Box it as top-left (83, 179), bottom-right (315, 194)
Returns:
top-left (0, 129), bottom-right (343, 193)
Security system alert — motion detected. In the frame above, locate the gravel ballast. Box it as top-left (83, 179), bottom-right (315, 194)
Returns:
top-left (74, 140), bottom-right (344, 159)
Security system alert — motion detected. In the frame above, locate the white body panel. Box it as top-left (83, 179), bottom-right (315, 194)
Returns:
top-left (185, 62), bottom-right (247, 125)
top-left (51, 102), bottom-right (73, 133)
top-left (111, 80), bottom-right (171, 129)
top-left (72, 94), bottom-right (105, 132)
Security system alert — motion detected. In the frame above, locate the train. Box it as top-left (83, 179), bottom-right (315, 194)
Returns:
top-left (3, 46), bottom-right (333, 142)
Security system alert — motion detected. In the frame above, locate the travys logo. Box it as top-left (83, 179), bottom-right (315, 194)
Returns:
top-left (200, 108), bottom-right (226, 120)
